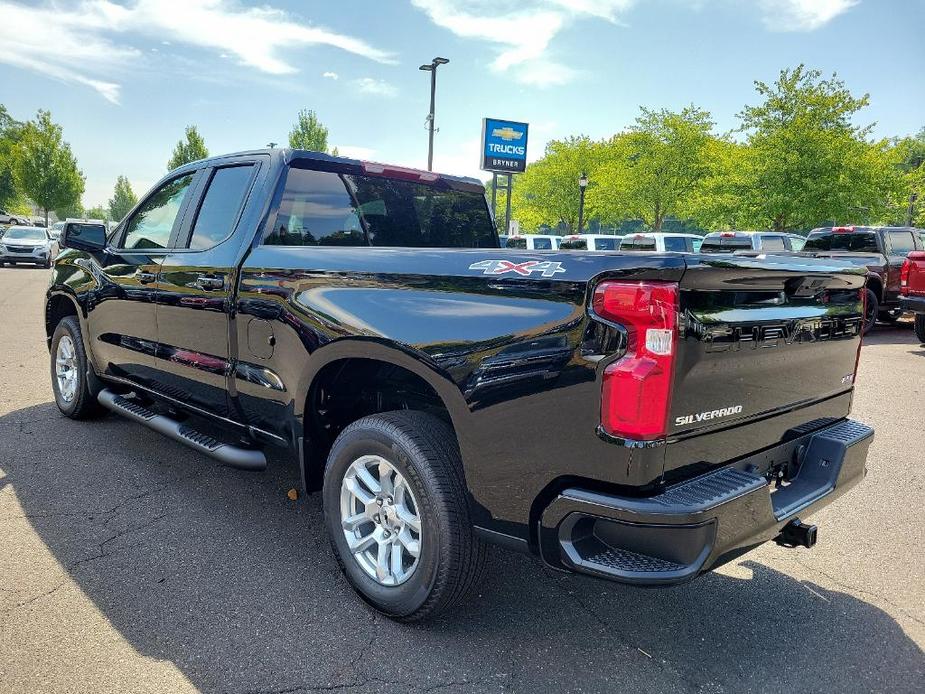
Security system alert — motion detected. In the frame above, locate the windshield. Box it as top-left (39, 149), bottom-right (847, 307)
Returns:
top-left (4, 227), bottom-right (47, 241)
top-left (803, 232), bottom-right (879, 253)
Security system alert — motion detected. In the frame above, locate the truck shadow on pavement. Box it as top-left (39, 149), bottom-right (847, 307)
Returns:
top-left (1, 403), bottom-right (922, 694)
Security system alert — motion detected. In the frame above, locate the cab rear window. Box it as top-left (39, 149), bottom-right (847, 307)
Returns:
top-left (803, 232), bottom-right (879, 253)
top-left (559, 238), bottom-right (587, 250)
top-left (700, 237), bottom-right (751, 252)
top-left (620, 237), bottom-right (656, 250)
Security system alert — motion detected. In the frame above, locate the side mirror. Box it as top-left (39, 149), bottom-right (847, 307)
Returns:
top-left (61, 223), bottom-right (107, 252)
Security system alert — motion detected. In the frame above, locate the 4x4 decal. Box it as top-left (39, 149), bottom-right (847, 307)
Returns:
top-left (468, 259), bottom-right (565, 278)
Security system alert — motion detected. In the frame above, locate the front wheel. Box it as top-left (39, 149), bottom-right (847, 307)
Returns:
top-left (50, 316), bottom-right (103, 419)
top-left (863, 288), bottom-right (879, 335)
top-left (915, 314), bottom-right (925, 344)
top-left (323, 411), bottom-right (487, 622)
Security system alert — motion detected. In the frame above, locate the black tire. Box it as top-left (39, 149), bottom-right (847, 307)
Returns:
top-left (50, 316), bottom-right (103, 419)
top-left (322, 411), bottom-right (487, 622)
top-left (878, 309), bottom-right (902, 324)
top-left (915, 314), bottom-right (925, 344)
top-left (863, 288), bottom-right (878, 335)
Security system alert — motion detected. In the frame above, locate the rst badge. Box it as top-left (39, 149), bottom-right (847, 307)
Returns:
top-left (469, 259), bottom-right (565, 278)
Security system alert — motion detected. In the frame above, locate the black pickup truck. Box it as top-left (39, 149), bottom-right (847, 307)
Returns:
top-left (46, 149), bottom-right (873, 621)
top-left (802, 226), bottom-right (925, 332)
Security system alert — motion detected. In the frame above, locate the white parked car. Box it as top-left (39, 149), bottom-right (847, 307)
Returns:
top-left (502, 234), bottom-right (562, 250)
top-left (559, 234), bottom-right (623, 251)
top-left (619, 232), bottom-right (704, 253)
top-left (0, 226), bottom-right (59, 268)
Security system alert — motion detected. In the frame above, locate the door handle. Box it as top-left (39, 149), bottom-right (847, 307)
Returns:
top-left (195, 275), bottom-right (225, 291)
top-left (136, 271), bottom-right (157, 284)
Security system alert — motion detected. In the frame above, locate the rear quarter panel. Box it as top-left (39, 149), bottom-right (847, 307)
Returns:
top-left (235, 247), bottom-right (685, 537)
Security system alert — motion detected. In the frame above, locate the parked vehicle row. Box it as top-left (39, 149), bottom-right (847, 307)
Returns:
top-left (800, 226), bottom-right (924, 333)
top-left (45, 147), bottom-right (874, 621)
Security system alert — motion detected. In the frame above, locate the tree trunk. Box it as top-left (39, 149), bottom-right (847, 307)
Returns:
top-left (44, 208), bottom-right (49, 227)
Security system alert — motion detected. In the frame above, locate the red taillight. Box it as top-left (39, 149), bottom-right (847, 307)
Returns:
top-left (593, 281), bottom-right (679, 441)
top-left (900, 258), bottom-right (911, 295)
top-left (833, 226), bottom-right (855, 233)
top-left (720, 232), bottom-right (735, 237)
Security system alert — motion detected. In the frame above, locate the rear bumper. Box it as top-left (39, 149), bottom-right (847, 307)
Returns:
top-left (899, 295), bottom-right (925, 314)
top-left (538, 419), bottom-right (873, 585)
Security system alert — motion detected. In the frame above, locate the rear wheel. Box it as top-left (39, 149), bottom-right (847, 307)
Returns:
top-left (863, 288), bottom-right (878, 334)
top-left (50, 316), bottom-right (103, 419)
top-left (915, 314), bottom-right (925, 344)
top-left (878, 308), bottom-right (902, 324)
top-left (323, 411), bottom-right (487, 622)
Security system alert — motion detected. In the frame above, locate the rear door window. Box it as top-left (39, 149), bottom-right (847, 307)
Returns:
top-left (886, 230), bottom-right (916, 256)
top-left (186, 165), bottom-right (255, 249)
top-left (264, 167), bottom-right (496, 248)
top-left (663, 236), bottom-right (689, 252)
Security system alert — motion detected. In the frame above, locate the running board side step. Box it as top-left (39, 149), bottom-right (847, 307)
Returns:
top-left (97, 389), bottom-right (267, 471)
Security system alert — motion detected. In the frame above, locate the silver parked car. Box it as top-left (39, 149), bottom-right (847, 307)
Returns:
top-left (0, 226), bottom-right (59, 268)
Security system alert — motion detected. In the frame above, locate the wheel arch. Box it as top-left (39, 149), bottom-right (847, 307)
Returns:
top-left (865, 273), bottom-right (884, 301)
top-left (295, 339), bottom-right (471, 492)
top-left (45, 290), bottom-right (83, 350)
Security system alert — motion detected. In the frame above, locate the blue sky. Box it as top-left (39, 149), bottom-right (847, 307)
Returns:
top-left (1, 0), bottom-right (923, 208)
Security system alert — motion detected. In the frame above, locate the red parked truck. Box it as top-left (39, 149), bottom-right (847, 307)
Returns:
top-left (900, 250), bottom-right (925, 343)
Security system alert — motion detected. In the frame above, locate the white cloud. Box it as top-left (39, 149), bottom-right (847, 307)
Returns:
top-left (0, 0), bottom-right (395, 102)
top-left (322, 71), bottom-right (340, 80)
top-left (334, 145), bottom-right (376, 159)
top-left (352, 77), bottom-right (398, 97)
top-left (410, 0), bottom-right (635, 86)
top-left (759, 0), bottom-right (859, 31)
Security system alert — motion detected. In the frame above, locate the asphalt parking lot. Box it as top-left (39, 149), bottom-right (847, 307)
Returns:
top-left (0, 266), bottom-right (922, 694)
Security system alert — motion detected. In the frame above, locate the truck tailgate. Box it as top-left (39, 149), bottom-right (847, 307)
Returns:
top-left (667, 254), bottom-right (865, 467)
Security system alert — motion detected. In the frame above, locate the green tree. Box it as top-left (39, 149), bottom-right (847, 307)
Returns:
top-left (736, 65), bottom-right (890, 230)
top-left (54, 200), bottom-right (85, 221)
top-left (108, 175), bottom-right (138, 221)
top-left (85, 204), bottom-right (108, 220)
top-left (509, 136), bottom-right (604, 233)
top-left (596, 106), bottom-right (715, 231)
top-left (288, 109), bottom-right (336, 153)
top-left (167, 125), bottom-right (209, 171)
top-left (0, 105), bottom-right (25, 210)
top-left (12, 110), bottom-right (84, 226)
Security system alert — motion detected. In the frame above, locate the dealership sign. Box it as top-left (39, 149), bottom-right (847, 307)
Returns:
top-left (481, 118), bottom-right (529, 173)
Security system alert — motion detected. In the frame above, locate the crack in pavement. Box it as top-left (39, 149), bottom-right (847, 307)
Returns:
top-left (789, 557), bottom-right (925, 628)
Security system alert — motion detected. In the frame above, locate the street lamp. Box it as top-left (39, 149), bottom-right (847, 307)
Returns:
top-left (266, 142), bottom-right (277, 149)
top-left (577, 173), bottom-right (589, 234)
top-left (419, 56), bottom-right (449, 171)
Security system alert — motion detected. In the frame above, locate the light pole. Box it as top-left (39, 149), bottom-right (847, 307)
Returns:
top-left (907, 192), bottom-right (919, 227)
top-left (577, 173), bottom-right (589, 234)
top-left (419, 57), bottom-right (449, 171)
top-left (266, 142), bottom-right (277, 149)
